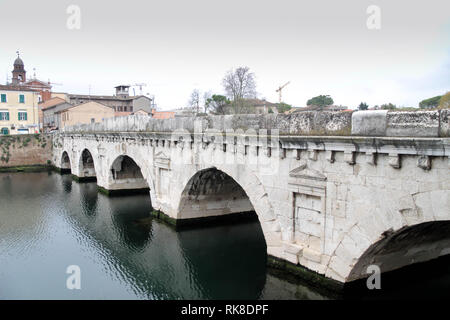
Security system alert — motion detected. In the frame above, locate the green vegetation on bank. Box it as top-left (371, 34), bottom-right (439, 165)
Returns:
top-left (0, 164), bottom-right (55, 173)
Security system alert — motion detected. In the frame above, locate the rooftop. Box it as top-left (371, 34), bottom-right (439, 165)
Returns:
top-left (39, 97), bottom-right (67, 110)
top-left (0, 84), bottom-right (40, 92)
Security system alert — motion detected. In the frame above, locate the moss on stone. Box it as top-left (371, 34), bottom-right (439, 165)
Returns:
top-left (0, 164), bottom-right (55, 173)
top-left (97, 186), bottom-right (149, 196)
top-left (266, 255), bottom-right (344, 297)
top-left (150, 210), bottom-right (258, 231)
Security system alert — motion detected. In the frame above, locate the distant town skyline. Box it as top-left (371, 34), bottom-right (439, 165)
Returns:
top-left (0, 0), bottom-right (449, 110)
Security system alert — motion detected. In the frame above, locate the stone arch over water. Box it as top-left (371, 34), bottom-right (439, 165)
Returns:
top-left (109, 155), bottom-right (148, 186)
top-left (178, 167), bottom-right (255, 220)
top-left (346, 220), bottom-right (450, 282)
top-left (60, 151), bottom-right (71, 173)
top-left (176, 165), bottom-right (282, 252)
top-left (78, 148), bottom-right (96, 180)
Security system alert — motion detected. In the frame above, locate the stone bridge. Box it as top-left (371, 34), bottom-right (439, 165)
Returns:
top-left (52, 110), bottom-right (450, 286)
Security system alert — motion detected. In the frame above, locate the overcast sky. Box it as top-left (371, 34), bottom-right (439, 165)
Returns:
top-left (0, 0), bottom-right (449, 110)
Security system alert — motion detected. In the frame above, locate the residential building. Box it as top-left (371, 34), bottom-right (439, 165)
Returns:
top-left (0, 86), bottom-right (40, 135)
top-left (55, 101), bottom-right (115, 129)
top-left (40, 97), bottom-right (72, 131)
top-left (64, 85), bottom-right (153, 114)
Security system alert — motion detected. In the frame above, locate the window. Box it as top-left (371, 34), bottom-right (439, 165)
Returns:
top-left (19, 94), bottom-right (25, 103)
top-left (1, 94), bottom-right (6, 103)
top-left (0, 111), bottom-right (9, 121)
top-left (18, 111), bottom-right (28, 121)
top-left (1, 127), bottom-right (8, 135)
top-left (124, 106), bottom-right (127, 112)
top-left (91, 118), bottom-right (95, 123)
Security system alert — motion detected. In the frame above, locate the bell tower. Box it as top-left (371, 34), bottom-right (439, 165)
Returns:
top-left (12, 51), bottom-right (26, 84)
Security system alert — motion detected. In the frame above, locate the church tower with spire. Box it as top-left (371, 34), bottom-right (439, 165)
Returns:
top-left (12, 51), bottom-right (26, 84)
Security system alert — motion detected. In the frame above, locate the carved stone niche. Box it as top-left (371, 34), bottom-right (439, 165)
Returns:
top-left (154, 151), bottom-right (170, 170)
top-left (154, 151), bottom-right (170, 197)
top-left (287, 162), bottom-right (327, 260)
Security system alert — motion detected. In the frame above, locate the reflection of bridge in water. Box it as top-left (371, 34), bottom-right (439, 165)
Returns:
top-left (61, 175), bottom-right (329, 299)
top-left (54, 111), bottom-right (450, 286)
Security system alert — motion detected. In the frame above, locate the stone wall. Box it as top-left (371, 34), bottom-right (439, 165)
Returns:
top-left (0, 134), bottom-right (53, 168)
top-left (61, 109), bottom-right (450, 137)
top-left (352, 109), bottom-right (448, 137)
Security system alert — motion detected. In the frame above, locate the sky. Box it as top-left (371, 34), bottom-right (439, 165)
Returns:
top-left (0, 0), bottom-right (449, 110)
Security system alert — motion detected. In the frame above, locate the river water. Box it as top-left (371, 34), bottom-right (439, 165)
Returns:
top-left (0, 172), bottom-right (449, 300)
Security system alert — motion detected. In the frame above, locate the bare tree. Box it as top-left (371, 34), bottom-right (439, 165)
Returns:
top-left (203, 91), bottom-right (211, 114)
top-left (222, 66), bottom-right (256, 114)
top-left (188, 89), bottom-right (200, 114)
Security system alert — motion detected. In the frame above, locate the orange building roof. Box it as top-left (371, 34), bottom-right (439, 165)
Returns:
top-left (39, 97), bottom-right (67, 110)
top-left (152, 110), bottom-right (175, 119)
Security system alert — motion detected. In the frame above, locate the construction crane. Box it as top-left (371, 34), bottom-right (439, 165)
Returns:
top-left (276, 81), bottom-right (290, 103)
top-left (134, 83), bottom-right (147, 96)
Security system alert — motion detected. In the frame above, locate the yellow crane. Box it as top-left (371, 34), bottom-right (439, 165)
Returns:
top-left (276, 81), bottom-right (290, 103)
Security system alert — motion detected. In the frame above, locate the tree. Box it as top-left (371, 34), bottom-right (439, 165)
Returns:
top-left (439, 92), bottom-right (450, 109)
top-left (358, 102), bottom-right (369, 110)
top-left (222, 66), bottom-right (256, 114)
top-left (419, 95), bottom-right (442, 109)
top-left (306, 95), bottom-right (333, 108)
top-left (188, 89), bottom-right (200, 114)
top-left (205, 94), bottom-right (230, 115)
top-left (276, 102), bottom-right (292, 113)
top-left (380, 103), bottom-right (396, 110)
top-left (202, 91), bottom-right (212, 113)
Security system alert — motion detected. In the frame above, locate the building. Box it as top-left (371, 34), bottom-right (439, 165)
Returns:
top-left (55, 101), bottom-right (115, 129)
top-left (0, 53), bottom-right (61, 134)
top-left (64, 85), bottom-right (153, 114)
top-left (24, 79), bottom-right (52, 102)
top-left (223, 98), bottom-right (278, 114)
top-left (152, 109), bottom-right (175, 119)
top-left (40, 97), bottom-right (72, 131)
top-left (0, 85), bottom-right (40, 135)
top-left (8, 52), bottom-right (53, 102)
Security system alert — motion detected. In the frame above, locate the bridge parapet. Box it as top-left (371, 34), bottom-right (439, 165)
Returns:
top-left (61, 109), bottom-right (449, 137)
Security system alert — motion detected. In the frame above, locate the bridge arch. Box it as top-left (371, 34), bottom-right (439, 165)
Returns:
top-left (60, 151), bottom-right (72, 173)
top-left (106, 153), bottom-right (157, 204)
top-left (330, 188), bottom-right (450, 282)
top-left (347, 220), bottom-right (450, 282)
top-left (176, 165), bottom-right (282, 249)
top-left (78, 148), bottom-right (97, 179)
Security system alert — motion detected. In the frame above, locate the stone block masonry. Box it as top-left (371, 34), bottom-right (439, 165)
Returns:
top-left (0, 134), bottom-right (53, 170)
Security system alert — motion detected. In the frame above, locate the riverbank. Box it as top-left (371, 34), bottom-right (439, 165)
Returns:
top-left (0, 164), bottom-right (55, 173)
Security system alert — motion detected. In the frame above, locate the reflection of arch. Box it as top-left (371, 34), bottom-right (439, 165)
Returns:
top-left (78, 148), bottom-right (96, 180)
top-left (60, 151), bottom-right (71, 173)
top-left (109, 195), bottom-right (153, 251)
top-left (176, 219), bottom-right (268, 299)
top-left (78, 182), bottom-right (99, 216)
top-left (347, 221), bottom-right (450, 282)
